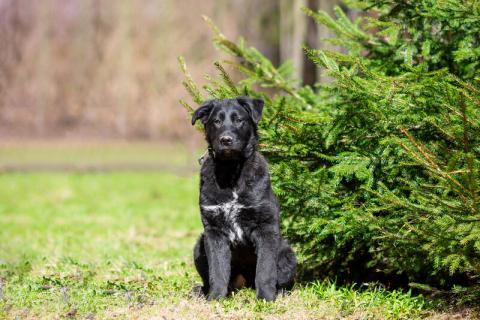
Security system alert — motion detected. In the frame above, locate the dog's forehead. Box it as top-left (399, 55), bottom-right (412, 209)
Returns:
top-left (212, 100), bottom-right (249, 117)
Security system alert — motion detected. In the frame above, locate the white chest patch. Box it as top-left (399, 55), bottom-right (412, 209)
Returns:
top-left (201, 192), bottom-right (245, 243)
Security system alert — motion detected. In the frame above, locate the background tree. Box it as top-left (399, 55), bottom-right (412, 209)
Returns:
top-left (181, 0), bottom-right (480, 298)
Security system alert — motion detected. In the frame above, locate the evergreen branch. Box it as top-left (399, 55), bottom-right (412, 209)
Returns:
top-left (178, 56), bottom-right (203, 104)
top-left (179, 2), bottom-right (480, 285)
top-left (460, 92), bottom-right (480, 214)
top-left (399, 128), bottom-right (474, 211)
top-left (178, 99), bottom-right (194, 114)
top-left (214, 61), bottom-right (239, 95)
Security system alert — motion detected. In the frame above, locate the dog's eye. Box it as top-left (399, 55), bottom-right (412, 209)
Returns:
top-left (213, 119), bottom-right (221, 125)
top-left (235, 119), bottom-right (243, 124)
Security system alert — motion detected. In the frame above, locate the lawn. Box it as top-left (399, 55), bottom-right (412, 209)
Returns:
top-left (0, 157), bottom-right (474, 319)
top-left (0, 140), bottom-right (200, 173)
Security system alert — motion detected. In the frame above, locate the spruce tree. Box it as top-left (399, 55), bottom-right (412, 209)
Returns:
top-left (180, 0), bottom-right (480, 294)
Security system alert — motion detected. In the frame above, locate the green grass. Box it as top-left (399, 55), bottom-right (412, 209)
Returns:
top-left (0, 172), bottom-right (468, 319)
top-left (0, 172), bottom-right (200, 318)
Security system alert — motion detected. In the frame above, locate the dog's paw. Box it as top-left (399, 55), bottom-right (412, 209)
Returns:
top-left (207, 287), bottom-right (228, 301)
top-left (256, 288), bottom-right (277, 302)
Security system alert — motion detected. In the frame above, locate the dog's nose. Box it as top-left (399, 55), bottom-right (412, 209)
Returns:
top-left (219, 135), bottom-right (233, 146)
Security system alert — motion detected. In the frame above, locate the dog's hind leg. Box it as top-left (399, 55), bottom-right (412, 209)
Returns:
top-left (193, 233), bottom-right (209, 296)
top-left (276, 240), bottom-right (297, 292)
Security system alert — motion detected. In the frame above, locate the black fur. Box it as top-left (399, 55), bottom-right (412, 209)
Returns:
top-left (191, 97), bottom-right (296, 301)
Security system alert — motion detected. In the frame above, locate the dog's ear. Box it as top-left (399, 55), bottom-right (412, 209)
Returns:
top-left (191, 100), bottom-right (216, 125)
top-left (237, 96), bottom-right (264, 124)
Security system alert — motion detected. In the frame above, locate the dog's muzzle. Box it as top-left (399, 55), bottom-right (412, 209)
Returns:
top-left (219, 135), bottom-right (233, 146)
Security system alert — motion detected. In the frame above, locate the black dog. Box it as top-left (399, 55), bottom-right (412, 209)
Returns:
top-left (191, 97), bottom-right (296, 301)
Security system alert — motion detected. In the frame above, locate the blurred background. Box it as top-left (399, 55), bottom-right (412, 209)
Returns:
top-left (0, 0), bottom-right (346, 170)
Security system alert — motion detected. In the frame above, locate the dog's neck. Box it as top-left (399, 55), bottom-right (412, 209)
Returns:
top-left (208, 134), bottom-right (257, 189)
top-left (213, 157), bottom-right (246, 189)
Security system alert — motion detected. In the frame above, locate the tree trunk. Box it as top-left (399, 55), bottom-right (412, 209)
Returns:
top-left (315, 0), bottom-right (339, 83)
top-left (279, 0), bottom-right (307, 86)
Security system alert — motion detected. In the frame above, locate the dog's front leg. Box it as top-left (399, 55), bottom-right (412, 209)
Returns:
top-left (252, 229), bottom-right (279, 301)
top-left (203, 229), bottom-right (231, 300)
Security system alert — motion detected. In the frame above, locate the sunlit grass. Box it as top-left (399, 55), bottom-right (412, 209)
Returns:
top-left (0, 172), bottom-right (470, 319)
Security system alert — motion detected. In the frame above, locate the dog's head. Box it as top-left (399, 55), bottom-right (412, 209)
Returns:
top-left (191, 97), bottom-right (264, 160)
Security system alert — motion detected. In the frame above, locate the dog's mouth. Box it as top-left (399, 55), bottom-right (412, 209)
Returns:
top-left (215, 148), bottom-right (242, 159)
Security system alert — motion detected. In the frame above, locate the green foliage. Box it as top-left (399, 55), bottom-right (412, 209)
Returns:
top-left (180, 2), bottom-right (480, 291)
